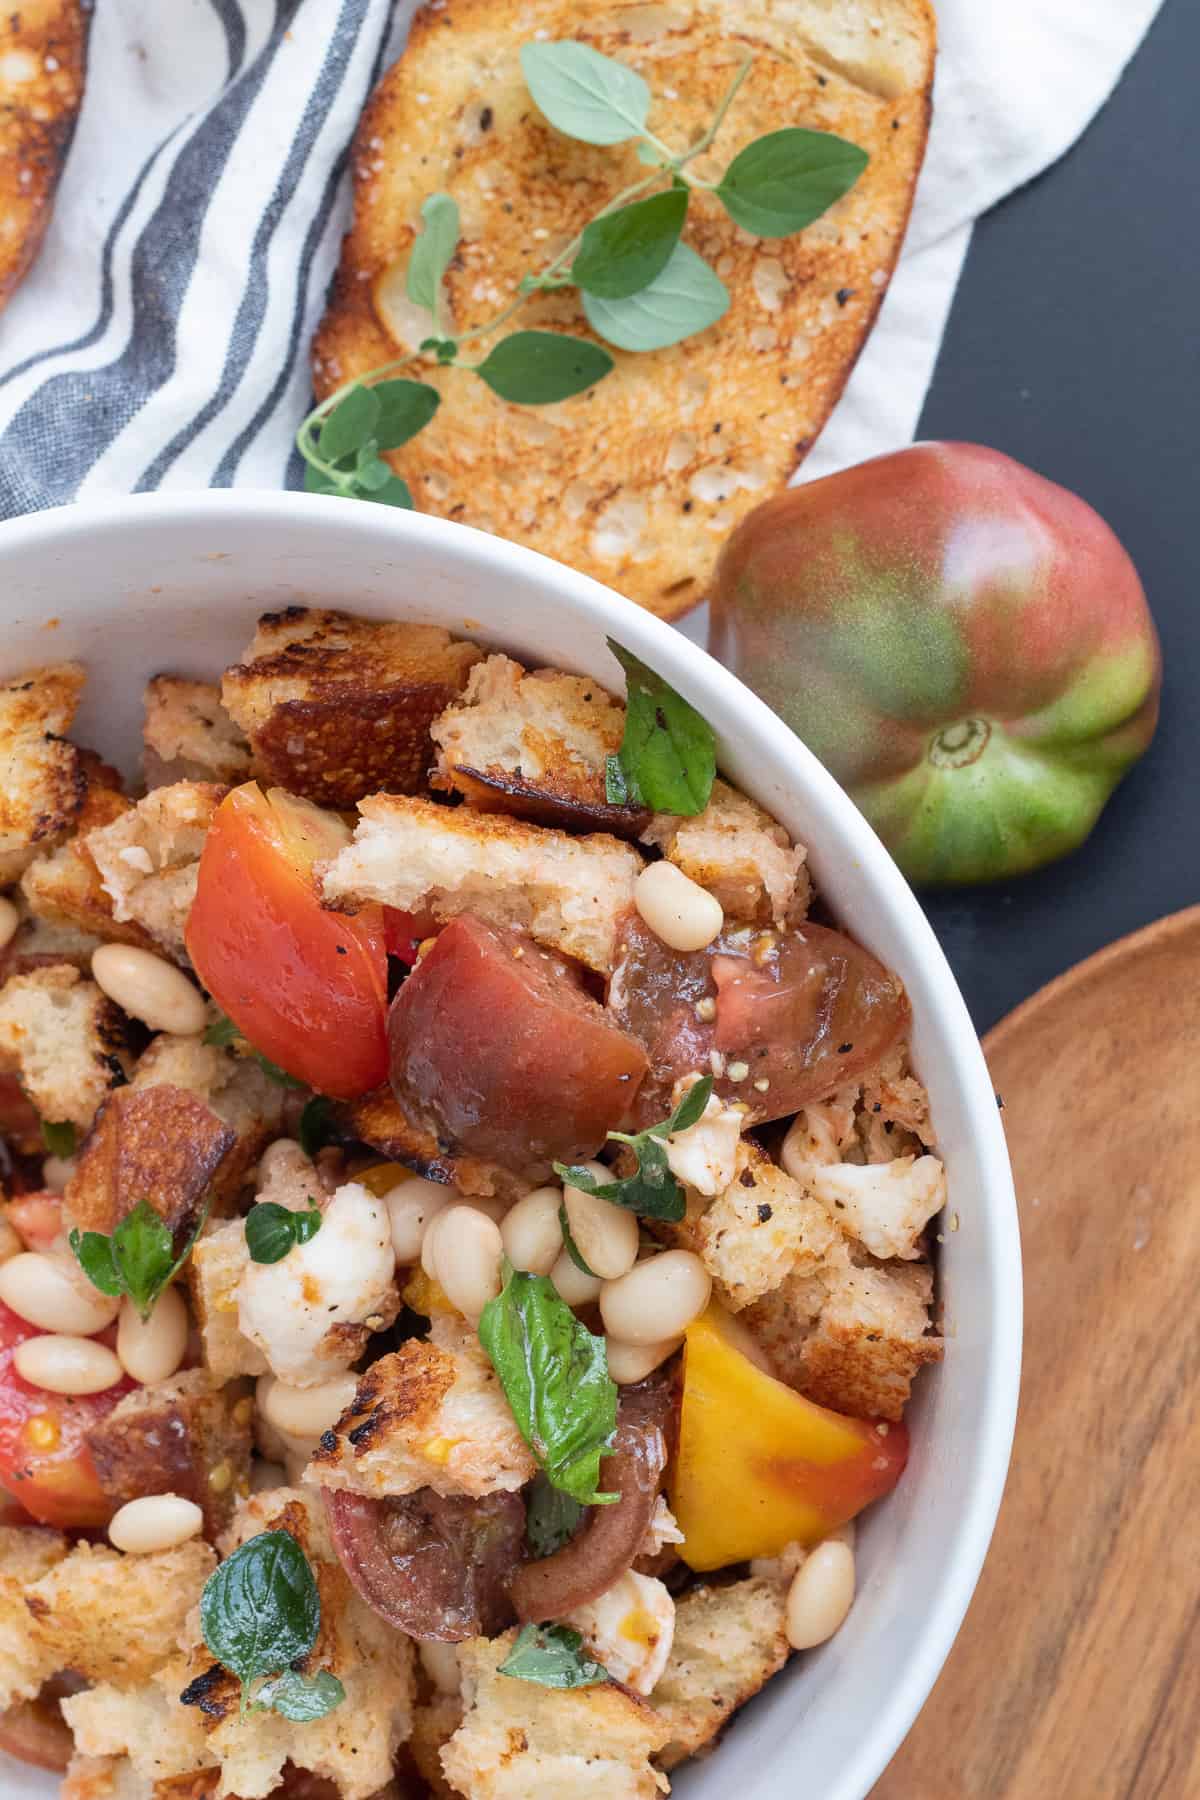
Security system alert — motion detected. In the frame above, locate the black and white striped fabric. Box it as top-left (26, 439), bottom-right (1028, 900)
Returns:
top-left (0, 0), bottom-right (411, 517)
top-left (0, 0), bottom-right (1161, 524)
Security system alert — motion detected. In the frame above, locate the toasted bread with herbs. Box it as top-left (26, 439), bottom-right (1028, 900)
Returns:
top-left (314, 0), bottom-right (934, 618)
top-left (0, 0), bottom-right (89, 311)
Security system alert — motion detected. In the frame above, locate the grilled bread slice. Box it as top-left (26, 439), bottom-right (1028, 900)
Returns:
top-left (314, 0), bottom-right (934, 618)
top-left (0, 0), bottom-right (89, 311)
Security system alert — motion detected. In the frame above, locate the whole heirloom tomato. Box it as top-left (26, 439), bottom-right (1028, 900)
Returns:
top-left (710, 443), bottom-right (1161, 885)
top-left (186, 783), bottom-right (389, 1098)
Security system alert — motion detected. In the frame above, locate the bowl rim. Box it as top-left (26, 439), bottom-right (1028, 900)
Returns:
top-left (0, 490), bottom-right (1023, 1798)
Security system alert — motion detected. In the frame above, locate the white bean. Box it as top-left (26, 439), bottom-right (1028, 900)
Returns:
top-left (41, 1155), bottom-right (76, 1194)
top-left (91, 944), bottom-right (208, 1037)
top-left (0, 1252), bottom-right (121, 1334)
top-left (599, 1250), bottom-right (711, 1345)
top-left (634, 861), bottom-right (724, 953)
top-left (605, 1335), bottom-right (682, 1384)
top-left (116, 1287), bottom-right (188, 1385)
top-left (563, 1168), bottom-right (639, 1281)
top-left (14, 1334), bottom-right (123, 1395)
top-left (501, 1187), bottom-right (564, 1276)
top-left (429, 1206), bottom-right (503, 1321)
top-left (109, 1494), bottom-right (203, 1555)
top-left (0, 896), bottom-right (18, 952)
top-left (419, 1640), bottom-right (461, 1697)
top-left (386, 1178), bottom-right (452, 1263)
top-left (0, 1217), bottom-right (20, 1266)
top-left (261, 1371), bottom-right (359, 1440)
top-left (785, 1539), bottom-right (856, 1649)
top-left (549, 1248), bottom-right (603, 1307)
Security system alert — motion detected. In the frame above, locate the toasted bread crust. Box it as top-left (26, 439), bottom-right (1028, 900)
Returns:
top-left (85, 1370), bottom-right (253, 1539)
top-left (0, 0), bottom-right (89, 311)
top-left (314, 0), bottom-right (934, 618)
top-left (652, 1577), bottom-right (790, 1770)
top-left (64, 1082), bottom-right (238, 1239)
top-left (0, 962), bottom-right (129, 1130)
top-left (340, 1085), bottom-right (527, 1201)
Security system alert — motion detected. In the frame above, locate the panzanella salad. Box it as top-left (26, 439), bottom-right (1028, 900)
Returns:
top-left (0, 612), bottom-right (945, 1799)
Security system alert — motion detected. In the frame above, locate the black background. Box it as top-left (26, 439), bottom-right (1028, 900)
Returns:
top-left (915, 0), bottom-right (1197, 1033)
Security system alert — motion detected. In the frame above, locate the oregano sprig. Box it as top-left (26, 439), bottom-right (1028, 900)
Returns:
top-left (296, 42), bottom-right (867, 502)
top-left (554, 1076), bottom-right (713, 1225)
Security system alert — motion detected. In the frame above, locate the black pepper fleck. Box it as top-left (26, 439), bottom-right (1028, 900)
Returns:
top-left (835, 287), bottom-right (854, 306)
top-left (756, 1203), bottom-right (773, 1223)
top-left (480, 106), bottom-right (493, 130)
top-left (335, 944), bottom-right (348, 956)
top-left (837, 1042), bottom-right (853, 1054)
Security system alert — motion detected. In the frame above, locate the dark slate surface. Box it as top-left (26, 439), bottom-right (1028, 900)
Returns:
top-left (914, 0), bottom-right (1199, 1034)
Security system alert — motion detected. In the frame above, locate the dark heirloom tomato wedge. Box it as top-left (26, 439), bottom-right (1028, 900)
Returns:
top-left (0, 1676), bottom-right (83, 1773)
top-left (388, 915), bottom-right (648, 1180)
top-left (0, 1301), bottom-right (133, 1530)
top-left (186, 783), bottom-right (389, 1099)
top-left (610, 913), bottom-right (910, 1125)
top-left (323, 1486), bottom-right (525, 1641)
top-left (513, 1375), bottom-right (674, 1623)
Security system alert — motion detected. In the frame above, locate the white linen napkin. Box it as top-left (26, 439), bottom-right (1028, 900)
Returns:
top-left (0, 0), bottom-right (1164, 522)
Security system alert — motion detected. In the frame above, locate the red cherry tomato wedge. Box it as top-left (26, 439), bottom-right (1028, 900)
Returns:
top-left (0, 1301), bottom-right (133, 1530)
top-left (185, 783), bottom-right (389, 1100)
top-left (384, 908), bottom-right (425, 967)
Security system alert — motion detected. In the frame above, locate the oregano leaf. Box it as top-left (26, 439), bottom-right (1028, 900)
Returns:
top-left (474, 331), bottom-right (613, 404)
top-left (520, 42), bottom-right (650, 146)
top-left (371, 379), bottom-right (441, 449)
top-left (317, 386), bottom-right (379, 464)
top-left (406, 193), bottom-right (460, 311)
top-left (569, 189), bottom-right (688, 301)
top-left (716, 128), bottom-right (869, 238)
top-left (583, 242), bottom-right (728, 351)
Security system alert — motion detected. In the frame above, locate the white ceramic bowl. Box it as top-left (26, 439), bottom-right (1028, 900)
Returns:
top-left (0, 492), bottom-right (1020, 1800)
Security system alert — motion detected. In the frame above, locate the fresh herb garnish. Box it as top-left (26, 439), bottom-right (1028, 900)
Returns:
top-left (205, 1011), bottom-right (306, 1088)
top-left (525, 1474), bottom-right (585, 1560)
top-left (604, 640), bottom-right (716, 815)
top-left (295, 41), bottom-right (867, 503)
top-left (498, 1622), bottom-right (609, 1689)
top-left (198, 1530), bottom-right (345, 1721)
top-left (298, 1095), bottom-right (337, 1159)
top-left (555, 1076), bottom-right (712, 1224)
top-left (40, 1119), bottom-right (76, 1158)
top-left (478, 1261), bottom-right (618, 1506)
top-left (70, 1196), bottom-right (210, 1323)
top-left (244, 1202), bottom-right (323, 1266)
top-left (558, 1203), bottom-right (600, 1279)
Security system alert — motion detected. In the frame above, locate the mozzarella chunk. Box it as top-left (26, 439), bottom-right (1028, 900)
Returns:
top-left (237, 1181), bottom-right (397, 1386)
top-left (809, 1155), bottom-right (947, 1261)
top-left (665, 1088), bottom-right (744, 1197)
top-left (566, 1571), bottom-right (676, 1697)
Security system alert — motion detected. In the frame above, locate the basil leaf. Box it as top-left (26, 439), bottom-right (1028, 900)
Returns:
top-left (474, 331), bottom-right (613, 405)
top-left (372, 378), bottom-right (441, 450)
top-left (318, 385), bottom-right (380, 464)
top-left (298, 1096), bottom-right (336, 1159)
top-left (253, 1668), bottom-right (346, 1722)
top-left (245, 1202), bottom-right (322, 1266)
top-left (200, 1531), bottom-right (320, 1695)
top-left (558, 1204), bottom-right (599, 1278)
top-left (499, 1622), bottom-right (609, 1689)
top-left (67, 1228), bottom-right (121, 1298)
top-left (520, 42), bottom-right (650, 146)
top-left (479, 1264), bottom-right (618, 1506)
top-left (554, 1077), bottom-right (711, 1225)
top-left (525, 1474), bottom-right (584, 1559)
top-left (583, 242), bottom-right (727, 351)
top-left (717, 128), bottom-right (868, 238)
top-left (406, 192), bottom-right (460, 312)
top-left (607, 639), bottom-right (716, 814)
top-left (570, 190), bottom-right (688, 301)
top-left (203, 1013), bottom-right (241, 1049)
top-left (40, 1119), bottom-right (76, 1158)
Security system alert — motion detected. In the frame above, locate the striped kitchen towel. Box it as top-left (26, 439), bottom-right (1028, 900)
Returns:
top-left (0, 0), bottom-right (1164, 522)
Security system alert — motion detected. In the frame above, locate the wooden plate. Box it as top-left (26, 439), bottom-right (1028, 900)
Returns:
top-left (871, 905), bottom-right (1200, 1800)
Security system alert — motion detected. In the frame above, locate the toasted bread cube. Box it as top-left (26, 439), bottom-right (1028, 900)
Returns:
top-left (64, 1083), bottom-right (237, 1239)
top-left (652, 1577), bottom-right (790, 1771)
top-left (221, 608), bottom-right (483, 809)
top-left (20, 771), bottom-right (159, 950)
top-left (62, 1752), bottom-right (158, 1800)
top-left (189, 1219), bottom-right (269, 1384)
top-left (0, 909), bottom-right (106, 982)
top-left (857, 1041), bottom-right (936, 1160)
top-left (0, 963), bottom-right (130, 1130)
top-left (320, 794), bottom-right (643, 974)
top-left (86, 782), bottom-right (226, 961)
top-left (0, 1524), bottom-right (69, 1708)
top-left (131, 1032), bottom-right (285, 1201)
top-left (744, 1251), bottom-right (942, 1422)
top-left (409, 1692), bottom-right (465, 1800)
top-left (62, 1669), bottom-right (211, 1790)
top-left (24, 1539), bottom-right (216, 1689)
top-left (641, 779), bottom-right (808, 926)
top-left (174, 1489), bottom-right (414, 1800)
top-left (430, 653), bottom-right (646, 835)
top-left (85, 1370), bottom-right (252, 1538)
top-left (693, 1139), bottom-right (843, 1312)
top-left (143, 678), bottom-right (250, 786)
top-left (442, 1632), bottom-right (669, 1799)
top-left (307, 1316), bottom-right (534, 1500)
top-left (0, 664), bottom-right (88, 884)
top-left (341, 1086), bottom-right (525, 1202)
